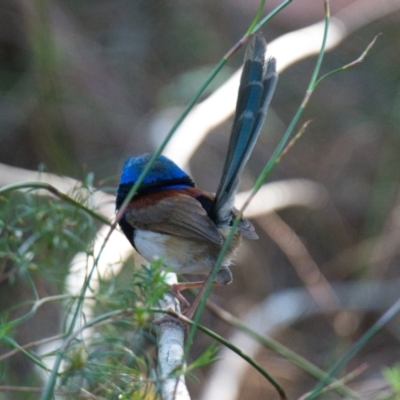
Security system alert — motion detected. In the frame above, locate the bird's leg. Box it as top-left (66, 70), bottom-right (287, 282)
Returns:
top-left (171, 280), bottom-right (219, 318)
top-left (182, 273), bottom-right (219, 320)
top-left (170, 281), bottom-right (205, 309)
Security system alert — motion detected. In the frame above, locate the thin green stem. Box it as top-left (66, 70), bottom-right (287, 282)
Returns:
top-left (4, 294), bottom-right (72, 329)
top-left (41, 227), bottom-right (120, 399)
top-left (185, 217), bottom-right (240, 350)
top-left (313, 34), bottom-right (381, 88)
top-left (305, 297), bottom-right (400, 399)
top-left (275, 120), bottom-right (313, 164)
top-left (169, 310), bottom-right (287, 400)
top-left (246, 0), bottom-right (266, 35)
top-left (252, 0), bottom-right (293, 33)
top-left (0, 182), bottom-right (110, 225)
top-left (115, 0), bottom-right (294, 226)
top-left (40, 306), bottom-right (130, 400)
top-left (185, 0), bottom-right (293, 352)
top-left (2, 337), bottom-right (50, 372)
top-left (207, 302), bottom-right (361, 399)
top-left (186, 0), bottom-right (323, 350)
top-left (240, 0), bottom-right (331, 214)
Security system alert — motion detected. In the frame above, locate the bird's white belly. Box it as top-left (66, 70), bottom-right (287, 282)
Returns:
top-left (134, 230), bottom-right (170, 263)
top-left (133, 229), bottom-right (231, 275)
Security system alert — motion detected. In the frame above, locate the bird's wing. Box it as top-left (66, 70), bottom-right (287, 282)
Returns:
top-left (124, 194), bottom-right (224, 245)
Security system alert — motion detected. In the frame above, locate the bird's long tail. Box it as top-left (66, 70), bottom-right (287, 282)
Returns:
top-left (211, 33), bottom-right (278, 226)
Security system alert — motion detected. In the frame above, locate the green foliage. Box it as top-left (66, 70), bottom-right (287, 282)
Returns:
top-left (53, 261), bottom-right (171, 398)
top-left (175, 343), bottom-right (220, 384)
top-left (0, 190), bottom-right (96, 285)
top-left (382, 364), bottom-right (400, 399)
top-left (0, 187), bottom-right (172, 399)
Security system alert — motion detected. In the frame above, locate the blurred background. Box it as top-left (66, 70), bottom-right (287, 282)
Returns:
top-left (1, 0), bottom-right (400, 399)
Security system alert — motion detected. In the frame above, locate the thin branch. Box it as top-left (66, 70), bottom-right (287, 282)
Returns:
top-left (166, 311), bottom-right (287, 400)
top-left (153, 289), bottom-right (189, 400)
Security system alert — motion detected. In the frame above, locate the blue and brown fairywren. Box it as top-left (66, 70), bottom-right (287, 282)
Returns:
top-left (116, 33), bottom-right (277, 314)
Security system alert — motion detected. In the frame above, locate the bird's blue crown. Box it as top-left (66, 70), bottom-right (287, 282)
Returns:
top-left (116, 154), bottom-right (195, 210)
top-left (119, 153), bottom-right (192, 186)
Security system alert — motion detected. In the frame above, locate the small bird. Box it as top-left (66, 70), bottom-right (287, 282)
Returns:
top-left (116, 33), bottom-right (277, 312)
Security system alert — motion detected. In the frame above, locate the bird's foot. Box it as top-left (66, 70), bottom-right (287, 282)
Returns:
top-left (170, 281), bottom-right (206, 311)
top-left (172, 280), bottom-right (224, 320)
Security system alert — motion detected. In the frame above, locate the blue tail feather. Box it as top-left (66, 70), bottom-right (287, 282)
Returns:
top-left (211, 33), bottom-right (278, 225)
